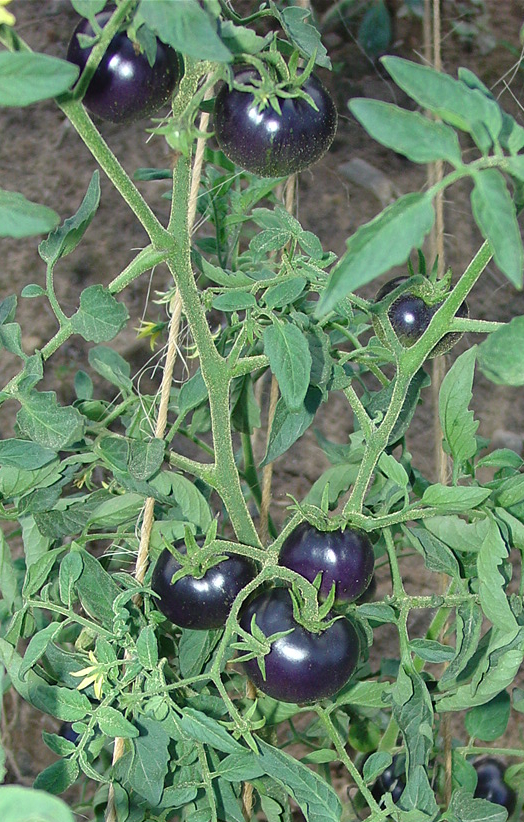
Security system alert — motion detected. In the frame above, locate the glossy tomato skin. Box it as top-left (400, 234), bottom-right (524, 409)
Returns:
top-left (374, 276), bottom-right (468, 355)
top-left (474, 759), bottom-right (516, 813)
top-left (67, 12), bottom-right (180, 123)
top-left (151, 546), bottom-right (257, 631)
top-left (214, 70), bottom-right (338, 177)
top-left (239, 587), bottom-right (360, 703)
top-left (372, 757), bottom-right (405, 804)
top-left (279, 523), bottom-right (374, 603)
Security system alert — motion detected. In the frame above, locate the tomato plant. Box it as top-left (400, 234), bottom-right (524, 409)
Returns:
top-left (1, 1), bottom-right (524, 821)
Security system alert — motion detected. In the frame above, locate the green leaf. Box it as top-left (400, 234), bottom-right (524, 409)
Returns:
top-left (256, 738), bottom-right (342, 822)
top-left (33, 758), bottom-right (80, 795)
top-left (363, 752), bottom-right (393, 784)
top-left (98, 706), bottom-right (139, 739)
top-left (317, 192), bottom-right (435, 316)
top-left (0, 188), bottom-right (60, 239)
top-left (263, 277), bottom-right (307, 309)
top-left (439, 601), bottom-right (483, 689)
top-left (177, 708), bottom-right (245, 755)
top-left (421, 484), bottom-right (490, 513)
top-left (19, 622), bottom-right (63, 679)
top-left (179, 628), bottom-right (222, 678)
top-left (0, 531), bottom-right (22, 612)
top-left (261, 386), bottom-right (322, 465)
top-left (358, 1), bottom-right (392, 59)
top-left (392, 668), bottom-right (434, 779)
top-left (150, 472), bottom-right (212, 531)
top-left (0, 439), bottom-right (57, 470)
top-left (0, 52), bottom-right (79, 106)
top-left (263, 322), bottom-right (312, 412)
top-left (444, 787), bottom-right (508, 822)
top-left (350, 99), bottom-right (462, 165)
top-left (381, 57), bottom-right (503, 150)
top-left (478, 315), bottom-right (524, 386)
top-left (21, 284), bottom-right (47, 298)
top-left (88, 346), bottom-right (133, 393)
top-left (477, 520), bottom-right (518, 638)
top-left (212, 292), bottom-right (257, 312)
top-left (464, 691), bottom-right (510, 742)
top-left (439, 347), bottom-right (479, 466)
top-left (73, 547), bottom-right (121, 629)
top-left (138, 0), bottom-right (232, 62)
top-left (71, 0), bottom-right (107, 16)
top-left (136, 625), bottom-right (158, 668)
top-left (16, 391), bottom-right (85, 450)
top-left (0, 786), bottom-right (75, 821)
top-left (377, 452), bottom-right (409, 487)
top-left (278, 6), bottom-right (331, 68)
top-left (128, 717), bottom-right (170, 806)
top-left (409, 639), bottom-right (456, 663)
top-left (335, 680), bottom-right (392, 709)
top-left (470, 170), bottom-right (523, 288)
top-left (39, 171), bottom-right (100, 265)
top-left (71, 285), bottom-right (129, 343)
top-left (214, 751), bottom-right (265, 782)
top-left (178, 369), bottom-right (208, 416)
top-left (128, 438), bottom-right (164, 481)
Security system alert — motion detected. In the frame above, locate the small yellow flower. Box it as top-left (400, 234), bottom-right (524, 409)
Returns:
top-left (135, 320), bottom-right (168, 351)
top-left (0, 0), bottom-right (15, 27)
top-left (72, 651), bottom-right (105, 700)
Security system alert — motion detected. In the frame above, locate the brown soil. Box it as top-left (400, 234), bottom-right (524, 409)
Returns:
top-left (1, 0), bottom-right (524, 810)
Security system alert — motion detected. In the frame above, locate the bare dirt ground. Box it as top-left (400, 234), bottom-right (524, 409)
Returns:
top-left (1, 0), bottom-right (524, 805)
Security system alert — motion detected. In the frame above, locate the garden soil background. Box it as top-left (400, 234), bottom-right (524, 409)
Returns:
top-left (2, 0), bottom-right (524, 804)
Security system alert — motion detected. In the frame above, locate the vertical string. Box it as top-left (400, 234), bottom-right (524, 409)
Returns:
top-left (424, 0), bottom-right (453, 806)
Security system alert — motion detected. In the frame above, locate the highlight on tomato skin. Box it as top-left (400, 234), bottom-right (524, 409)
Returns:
top-left (151, 545), bottom-right (257, 631)
top-left (213, 69), bottom-right (338, 178)
top-left (473, 758), bottom-right (516, 813)
top-left (278, 522), bottom-right (375, 603)
top-left (239, 586), bottom-right (361, 704)
top-left (374, 275), bottom-right (468, 355)
top-left (66, 12), bottom-right (181, 124)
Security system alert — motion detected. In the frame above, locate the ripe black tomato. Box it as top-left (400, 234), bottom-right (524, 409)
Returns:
top-left (67, 12), bottom-right (180, 123)
top-left (374, 276), bottom-right (468, 355)
top-left (239, 587), bottom-right (360, 703)
top-left (279, 522), bottom-right (374, 603)
top-left (151, 545), bottom-right (256, 631)
top-left (214, 70), bottom-right (338, 177)
top-left (375, 277), bottom-right (431, 347)
top-left (372, 757), bottom-right (405, 804)
top-left (473, 759), bottom-right (516, 813)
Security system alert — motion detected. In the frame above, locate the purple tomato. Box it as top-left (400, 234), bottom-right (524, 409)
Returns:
top-left (67, 12), bottom-right (180, 123)
top-left (214, 69), bottom-right (338, 177)
top-left (279, 522), bottom-right (374, 603)
top-left (151, 545), bottom-right (257, 630)
top-left (239, 587), bottom-right (360, 703)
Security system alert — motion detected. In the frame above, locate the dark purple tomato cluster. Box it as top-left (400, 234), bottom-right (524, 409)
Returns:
top-left (473, 758), bottom-right (516, 813)
top-left (214, 70), bottom-right (338, 177)
top-left (236, 524), bottom-right (373, 703)
top-left (374, 276), bottom-right (468, 356)
top-left (67, 13), bottom-right (180, 124)
top-left (151, 544), bottom-right (257, 631)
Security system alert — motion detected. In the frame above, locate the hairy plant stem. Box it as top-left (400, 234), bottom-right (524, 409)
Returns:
top-left (167, 151), bottom-right (261, 547)
top-left (58, 99), bottom-right (169, 247)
